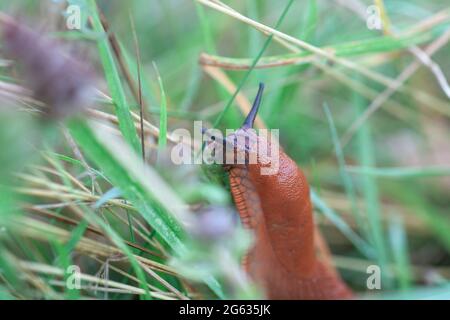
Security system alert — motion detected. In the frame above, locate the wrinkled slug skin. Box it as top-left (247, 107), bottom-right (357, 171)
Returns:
top-left (228, 146), bottom-right (353, 300)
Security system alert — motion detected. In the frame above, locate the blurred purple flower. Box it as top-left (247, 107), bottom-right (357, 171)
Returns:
top-left (190, 206), bottom-right (237, 242)
top-left (2, 18), bottom-right (94, 118)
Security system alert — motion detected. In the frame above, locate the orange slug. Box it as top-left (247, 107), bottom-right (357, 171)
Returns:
top-left (221, 83), bottom-right (353, 299)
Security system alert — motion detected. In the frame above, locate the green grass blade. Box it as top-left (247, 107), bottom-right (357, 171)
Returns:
top-left (152, 63), bottom-right (168, 156)
top-left (387, 184), bottom-right (450, 252)
top-left (87, 0), bottom-right (140, 152)
top-left (0, 285), bottom-right (16, 300)
top-left (195, 2), bottom-right (216, 54)
top-left (78, 204), bottom-right (152, 300)
top-left (213, 0), bottom-right (295, 127)
top-left (94, 187), bottom-right (122, 209)
top-left (300, 0), bottom-right (318, 41)
top-left (68, 119), bottom-right (185, 251)
top-left (379, 283), bottom-right (450, 300)
top-left (323, 103), bottom-right (368, 241)
top-left (118, 41), bottom-right (157, 108)
top-left (353, 77), bottom-right (391, 288)
top-left (345, 166), bottom-right (450, 178)
top-left (67, 118), bottom-right (224, 298)
top-left (311, 190), bottom-right (374, 257)
top-left (201, 27), bottom-right (442, 69)
top-left (388, 215), bottom-right (412, 291)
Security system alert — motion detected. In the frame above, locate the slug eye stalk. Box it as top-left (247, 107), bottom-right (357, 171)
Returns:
top-left (242, 83), bottom-right (264, 130)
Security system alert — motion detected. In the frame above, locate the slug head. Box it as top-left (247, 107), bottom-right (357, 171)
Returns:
top-left (223, 83), bottom-right (277, 172)
top-left (204, 83), bottom-right (278, 173)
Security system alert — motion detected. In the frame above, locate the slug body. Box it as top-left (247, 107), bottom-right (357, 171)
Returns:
top-left (223, 84), bottom-right (352, 299)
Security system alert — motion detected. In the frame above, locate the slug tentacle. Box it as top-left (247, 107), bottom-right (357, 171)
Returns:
top-left (242, 83), bottom-right (264, 129)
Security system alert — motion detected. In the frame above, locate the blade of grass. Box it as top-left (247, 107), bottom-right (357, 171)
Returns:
top-left (353, 76), bottom-right (391, 288)
top-left (195, 0), bottom-right (231, 116)
top-left (311, 190), bottom-right (374, 258)
top-left (179, 65), bottom-right (202, 111)
top-left (126, 210), bottom-right (136, 244)
top-left (261, 0), bottom-right (316, 122)
top-left (53, 232), bottom-right (84, 300)
top-left (388, 215), bottom-right (412, 291)
top-left (152, 62), bottom-right (168, 160)
top-left (0, 285), bottom-right (15, 300)
top-left (345, 166), bottom-right (450, 178)
top-left (94, 187), bottom-right (122, 209)
top-left (195, 1), bottom-right (242, 127)
top-left (199, 29), bottom-right (438, 69)
top-left (75, 203), bottom-right (152, 299)
top-left (129, 12), bottom-right (146, 162)
top-left (118, 40), bottom-right (157, 108)
top-left (45, 152), bottom-right (108, 182)
top-left (212, 0), bottom-right (295, 127)
top-left (300, 0), bottom-right (318, 41)
top-left (323, 103), bottom-right (369, 243)
top-left (247, 0), bottom-right (262, 57)
top-left (68, 119), bottom-right (185, 251)
top-left (386, 183), bottom-right (450, 252)
top-left (195, 1), bottom-right (216, 54)
top-left (197, 0), bottom-right (450, 91)
top-left (87, 0), bottom-right (140, 152)
top-left (379, 283), bottom-right (450, 299)
top-left (67, 118), bottom-right (224, 298)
